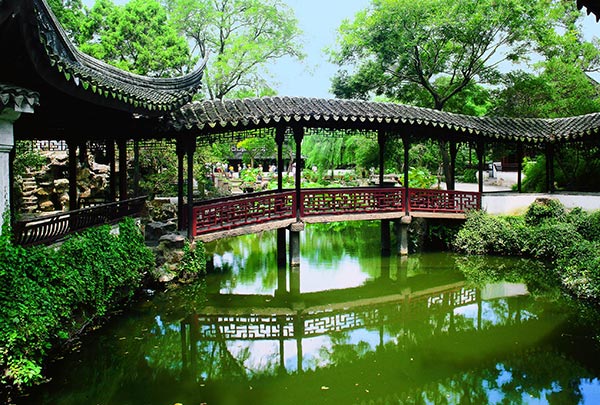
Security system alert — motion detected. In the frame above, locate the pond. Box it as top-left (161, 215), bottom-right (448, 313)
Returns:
top-left (18, 222), bottom-right (600, 405)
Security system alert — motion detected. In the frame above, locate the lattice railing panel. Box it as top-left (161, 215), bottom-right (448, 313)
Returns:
top-left (408, 188), bottom-right (480, 213)
top-left (301, 187), bottom-right (404, 216)
top-left (193, 190), bottom-right (296, 235)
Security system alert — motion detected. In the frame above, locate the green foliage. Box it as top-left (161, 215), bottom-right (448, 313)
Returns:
top-left (165, 0), bottom-right (304, 99)
top-left (236, 137), bottom-right (275, 168)
top-left (454, 200), bottom-right (600, 303)
top-left (13, 141), bottom-right (47, 179)
top-left (79, 0), bottom-right (191, 76)
top-left (524, 198), bottom-right (565, 226)
top-left (453, 210), bottom-right (526, 256)
top-left (557, 240), bottom-right (600, 301)
top-left (331, 0), bottom-right (550, 109)
top-left (526, 221), bottom-right (581, 261)
top-left (408, 167), bottom-right (436, 189)
top-left (0, 218), bottom-right (154, 390)
top-left (180, 241), bottom-right (207, 277)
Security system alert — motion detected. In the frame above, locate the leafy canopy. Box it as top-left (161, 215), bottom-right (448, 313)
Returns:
top-left (330, 0), bottom-right (556, 110)
top-left (164, 0), bottom-right (304, 99)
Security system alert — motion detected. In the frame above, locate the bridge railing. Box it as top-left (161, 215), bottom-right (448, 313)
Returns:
top-left (408, 188), bottom-right (481, 213)
top-left (190, 187), bottom-right (480, 236)
top-left (13, 196), bottom-right (147, 247)
top-left (301, 187), bottom-right (404, 216)
top-left (191, 190), bottom-right (296, 235)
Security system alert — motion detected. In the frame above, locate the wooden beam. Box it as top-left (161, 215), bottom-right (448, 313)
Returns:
top-left (477, 142), bottom-right (484, 194)
top-left (67, 140), bottom-right (78, 210)
top-left (403, 136), bottom-right (410, 215)
top-left (118, 139), bottom-right (128, 201)
top-left (176, 138), bottom-right (185, 231)
top-left (517, 143), bottom-right (523, 193)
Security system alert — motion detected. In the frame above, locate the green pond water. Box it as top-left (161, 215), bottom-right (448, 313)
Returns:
top-left (18, 221), bottom-right (600, 405)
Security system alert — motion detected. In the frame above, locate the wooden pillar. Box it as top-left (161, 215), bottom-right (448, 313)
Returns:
top-left (403, 136), bottom-right (410, 215)
top-left (517, 143), bottom-right (523, 193)
top-left (133, 140), bottom-right (140, 197)
top-left (187, 137), bottom-right (196, 239)
top-left (118, 139), bottom-right (128, 201)
top-left (67, 140), bottom-right (78, 210)
top-left (276, 126), bottom-right (285, 191)
top-left (107, 140), bottom-right (116, 201)
top-left (477, 141), bottom-right (485, 194)
top-left (176, 138), bottom-right (185, 231)
top-left (276, 247), bottom-right (287, 297)
top-left (448, 141), bottom-right (458, 191)
top-left (292, 126), bottom-right (303, 220)
top-left (378, 129), bottom-right (385, 186)
top-left (545, 143), bottom-right (555, 193)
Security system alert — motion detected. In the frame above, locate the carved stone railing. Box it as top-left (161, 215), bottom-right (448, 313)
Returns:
top-left (13, 196), bottom-right (147, 246)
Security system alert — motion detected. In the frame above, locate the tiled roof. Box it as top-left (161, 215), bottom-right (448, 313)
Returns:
top-left (168, 97), bottom-right (600, 144)
top-left (0, 84), bottom-right (39, 113)
top-left (4, 0), bottom-right (206, 115)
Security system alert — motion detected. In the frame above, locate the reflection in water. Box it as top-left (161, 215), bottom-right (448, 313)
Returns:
top-left (19, 222), bottom-right (600, 405)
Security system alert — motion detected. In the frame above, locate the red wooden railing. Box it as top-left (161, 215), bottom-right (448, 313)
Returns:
top-left (189, 188), bottom-right (480, 237)
top-left (301, 187), bottom-right (404, 216)
top-left (191, 190), bottom-right (296, 235)
top-left (13, 196), bottom-right (147, 246)
top-left (408, 188), bottom-right (481, 213)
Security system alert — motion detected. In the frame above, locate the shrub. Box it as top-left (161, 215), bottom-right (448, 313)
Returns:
top-left (557, 240), bottom-right (600, 301)
top-left (525, 221), bottom-right (582, 261)
top-left (524, 198), bottom-right (565, 226)
top-left (0, 218), bottom-right (154, 392)
top-left (453, 210), bottom-right (525, 256)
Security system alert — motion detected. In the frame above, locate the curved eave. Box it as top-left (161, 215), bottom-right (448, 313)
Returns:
top-left (21, 0), bottom-right (206, 116)
top-left (578, 0), bottom-right (600, 22)
top-left (0, 83), bottom-right (39, 113)
top-left (167, 97), bottom-right (600, 144)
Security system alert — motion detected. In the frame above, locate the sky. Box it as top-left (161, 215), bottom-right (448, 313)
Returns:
top-left (82, 0), bottom-right (599, 99)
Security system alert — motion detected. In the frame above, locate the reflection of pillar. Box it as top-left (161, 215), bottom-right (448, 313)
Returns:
top-left (295, 315), bottom-right (304, 373)
top-left (205, 255), bottom-right (214, 273)
top-left (189, 315), bottom-right (199, 373)
top-left (381, 219), bottom-right (391, 255)
top-left (276, 255), bottom-right (288, 298)
top-left (277, 228), bottom-right (287, 268)
top-left (380, 255), bottom-right (390, 280)
top-left (278, 315), bottom-right (286, 374)
top-left (181, 321), bottom-right (188, 371)
top-left (397, 255), bottom-right (408, 284)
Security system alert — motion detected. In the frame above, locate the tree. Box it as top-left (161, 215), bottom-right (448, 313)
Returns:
top-left (330, 0), bottom-right (564, 188)
top-left (236, 137), bottom-right (275, 168)
top-left (78, 0), bottom-right (192, 76)
top-left (164, 0), bottom-right (304, 99)
top-left (47, 0), bottom-right (86, 44)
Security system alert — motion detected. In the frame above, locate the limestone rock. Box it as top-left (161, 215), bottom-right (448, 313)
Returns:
top-left (158, 233), bottom-right (186, 250)
top-left (146, 221), bottom-right (177, 241)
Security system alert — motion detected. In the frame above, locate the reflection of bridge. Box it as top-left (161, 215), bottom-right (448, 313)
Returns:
top-left (189, 187), bottom-right (480, 243)
top-left (186, 282), bottom-right (478, 341)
